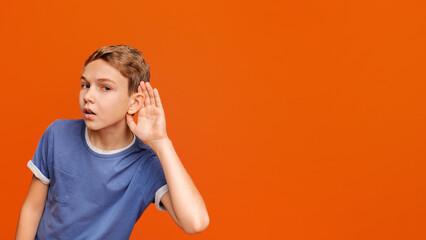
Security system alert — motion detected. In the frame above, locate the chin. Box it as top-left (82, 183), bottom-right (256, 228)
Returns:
top-left (84, 119), bottom-right (126, 132)
top-left (83, 120), bottom-right (99, 131)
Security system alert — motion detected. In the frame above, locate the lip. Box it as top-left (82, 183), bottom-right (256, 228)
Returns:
top-left (83, 108), bottom-right (96, 115)
top-left (84, 113), bottom-right (96, 120)
top-left (83, 107), bottom-right (96, 119)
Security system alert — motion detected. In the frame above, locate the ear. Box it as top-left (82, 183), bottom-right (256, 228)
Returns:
top-left (128, 92), bottom-right (145, 115)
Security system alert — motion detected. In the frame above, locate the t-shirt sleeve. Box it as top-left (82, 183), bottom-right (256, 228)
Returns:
top-left (155, 184), bottom-right (169, 212)
top-left (149, 154), bottom-right (169, 212)
top-left (27, 122), bottom-right (55, 185)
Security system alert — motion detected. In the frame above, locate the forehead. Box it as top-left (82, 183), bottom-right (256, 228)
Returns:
top-left (81, 59), bottom-right (128, 86)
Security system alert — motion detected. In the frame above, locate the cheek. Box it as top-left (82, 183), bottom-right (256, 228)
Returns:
top-left (117, 94), bottom-right (132, 110)
top-left (97, 93), bottom-right (131, 115)
top-left (78, 89), bottom-right (86, 101)
top-left (100, 98), bottom-right (121, 111)
top-left (78, 92), bottom-right (83, 104)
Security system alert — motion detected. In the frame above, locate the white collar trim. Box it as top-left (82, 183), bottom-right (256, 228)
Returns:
top-left (85, 127), bottom-right (136, 155)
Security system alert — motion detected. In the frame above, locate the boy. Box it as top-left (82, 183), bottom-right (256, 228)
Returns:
top-left (15, 45), bottom-right (209, 239)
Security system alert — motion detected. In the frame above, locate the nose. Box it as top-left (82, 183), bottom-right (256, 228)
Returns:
top-left (83, 87), bottom-right (95, 103)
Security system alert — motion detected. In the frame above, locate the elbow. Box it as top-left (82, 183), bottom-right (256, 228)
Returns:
top-left (193, 214), bottom-right (210, 234)
top-left (183, 213), bottom-right (210, 235)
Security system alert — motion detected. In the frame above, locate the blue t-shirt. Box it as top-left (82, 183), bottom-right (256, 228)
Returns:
top-left (27, 119), bottom-right (169, 240)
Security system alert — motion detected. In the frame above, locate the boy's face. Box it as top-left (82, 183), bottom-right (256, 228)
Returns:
top-left (79, 59), bottom-right (134, 131)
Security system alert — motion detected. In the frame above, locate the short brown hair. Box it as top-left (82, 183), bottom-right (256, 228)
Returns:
top-left (83, 45), bottom-right (150, 95)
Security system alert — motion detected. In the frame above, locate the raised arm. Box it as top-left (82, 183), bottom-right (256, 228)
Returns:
top-left (126, 81), bottom-right (209, 234)
top-left (152, 138), bottom-right (209, 234)
top-left (15, 174), bottom-right (48, 240)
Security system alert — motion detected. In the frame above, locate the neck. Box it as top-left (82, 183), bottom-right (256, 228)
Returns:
top-left (87, 119), bottom-right (134, 150)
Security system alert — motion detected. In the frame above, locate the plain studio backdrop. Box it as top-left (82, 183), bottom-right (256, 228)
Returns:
top-left (1, 0), bottom-right (426, 239)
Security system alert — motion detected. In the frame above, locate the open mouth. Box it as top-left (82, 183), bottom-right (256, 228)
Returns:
top-left (83, 108), bottom-right (96, 115)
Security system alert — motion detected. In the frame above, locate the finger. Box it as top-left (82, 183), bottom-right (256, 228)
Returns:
top-left (146, 82), bottom-right (155, 106)
top-left (126, 114), bottom-right (137, 132)
top-left (141, 82), bottom-right (150, 106)
top-left (138, 85), bottom-right (145, 106)
top-left (153, 88), bottom-right (163, 109)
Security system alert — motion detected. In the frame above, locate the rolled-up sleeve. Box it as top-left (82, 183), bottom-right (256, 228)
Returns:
top-left (27, 122), bottom-right (55, 185)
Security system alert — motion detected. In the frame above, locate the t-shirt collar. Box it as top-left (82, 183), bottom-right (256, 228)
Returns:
top-left (84, 127), bottom-right (136, 155)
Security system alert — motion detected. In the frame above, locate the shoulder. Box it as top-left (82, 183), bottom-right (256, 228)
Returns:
top-left (134, 137), bottom-right (156, 154)
top-left (47, 119), bottom-right (84, 133)
top-left (40, 119), bottom-right (84, 143)
top-left (134, 138), bottom-right (163, 167)
top-left (51, 119), bottom-right (84, 128)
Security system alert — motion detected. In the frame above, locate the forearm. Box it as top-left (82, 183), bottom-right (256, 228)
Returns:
top-left (150, 138), bottom-right (209, 231)
top-left (15, 203), bottom-right (43, 240)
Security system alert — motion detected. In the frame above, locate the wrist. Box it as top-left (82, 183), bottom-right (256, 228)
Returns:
top-left (148, 137), bottom-right (171, 151)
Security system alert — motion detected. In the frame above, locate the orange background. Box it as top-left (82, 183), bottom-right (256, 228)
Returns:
top-left (1, 0), bottom-right (426, 239)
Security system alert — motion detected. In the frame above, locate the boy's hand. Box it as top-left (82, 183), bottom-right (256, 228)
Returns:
top-left (126, 81), bottom-right (168, 147)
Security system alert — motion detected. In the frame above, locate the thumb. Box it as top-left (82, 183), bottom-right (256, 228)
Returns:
top-left (126, 114), bottom-right (137, 132)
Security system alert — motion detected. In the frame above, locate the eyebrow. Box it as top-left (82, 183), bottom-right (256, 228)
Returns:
top-left (80, 76), bottom-right (117, 85)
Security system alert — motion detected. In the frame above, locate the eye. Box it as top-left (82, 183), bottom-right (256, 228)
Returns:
top-left (103, 86), bottom-right (111, 91)
top-left (81, 83), bottom-right (90, 88)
